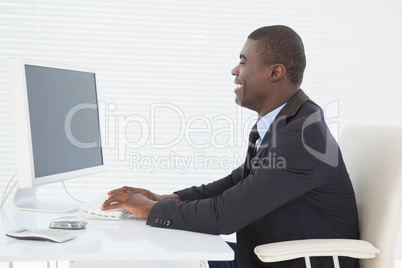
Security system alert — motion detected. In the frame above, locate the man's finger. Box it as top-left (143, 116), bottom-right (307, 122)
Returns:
top-left (102, 198), bottom-right (121, 210)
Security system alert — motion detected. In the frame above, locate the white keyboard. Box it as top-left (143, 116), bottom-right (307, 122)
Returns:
top-left (79, 198), bottom-right (129, 220)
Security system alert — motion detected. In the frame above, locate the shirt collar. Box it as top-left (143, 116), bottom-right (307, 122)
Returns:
top-left (256, 103), bottom-right (286, 143)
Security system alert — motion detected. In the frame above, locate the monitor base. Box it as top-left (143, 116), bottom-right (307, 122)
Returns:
top-left (14, 186), bottom-right (80, 213)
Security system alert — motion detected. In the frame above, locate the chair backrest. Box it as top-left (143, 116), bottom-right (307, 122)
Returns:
top-left (340, 125), bottom-right (402, 268)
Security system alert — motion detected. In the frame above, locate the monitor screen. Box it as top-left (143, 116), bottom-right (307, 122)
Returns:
top-left (25, 65), bottom-right (103, 178)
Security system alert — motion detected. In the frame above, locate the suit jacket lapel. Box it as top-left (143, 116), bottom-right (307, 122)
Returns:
top-left (255, 89), bottom-right (310, 158)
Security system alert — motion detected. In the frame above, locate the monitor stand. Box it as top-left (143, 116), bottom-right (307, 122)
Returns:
top-left (14, 186), bottom-right (80, 213)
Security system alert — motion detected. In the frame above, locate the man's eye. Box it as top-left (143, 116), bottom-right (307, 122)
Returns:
top-left (239, 62), bottom-right (245, 65)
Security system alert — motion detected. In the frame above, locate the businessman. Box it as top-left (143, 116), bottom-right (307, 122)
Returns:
top-left (102, 25), bottom-right (360, 268)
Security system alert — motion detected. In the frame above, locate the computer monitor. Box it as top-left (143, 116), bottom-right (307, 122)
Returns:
top-left (8, 58), bottom-right (105, 213)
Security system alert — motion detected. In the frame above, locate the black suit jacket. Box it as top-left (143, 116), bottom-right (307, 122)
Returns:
top-left (147, 90), bottom-right (360, 268)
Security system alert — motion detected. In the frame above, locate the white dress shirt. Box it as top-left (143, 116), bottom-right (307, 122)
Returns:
top-left (256, 103), bottom-right (286, 150)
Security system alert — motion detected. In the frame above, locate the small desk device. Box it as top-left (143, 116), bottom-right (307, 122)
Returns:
top-left (49, 216), bottom-right (88, 229)
top-left (8, 58), bottom-right (105, 213)
top-left (6, 227), bottom-right (77, 243)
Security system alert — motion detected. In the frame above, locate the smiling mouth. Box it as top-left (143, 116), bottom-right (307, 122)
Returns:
top-left (234, 83), bottom-right (243, 93)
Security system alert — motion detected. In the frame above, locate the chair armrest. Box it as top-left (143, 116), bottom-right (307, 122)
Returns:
top-left (254, 239), bottom-right (380, 263)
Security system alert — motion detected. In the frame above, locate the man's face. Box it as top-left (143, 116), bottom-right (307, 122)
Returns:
top-left (231, 39), bottom-right (271, 112)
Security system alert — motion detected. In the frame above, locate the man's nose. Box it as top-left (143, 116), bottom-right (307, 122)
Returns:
top-left (231, 64), bottom-right (239, 76)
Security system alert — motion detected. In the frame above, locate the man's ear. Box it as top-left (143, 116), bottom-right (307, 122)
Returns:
top-left (268, 64), bottom-right (286, 81)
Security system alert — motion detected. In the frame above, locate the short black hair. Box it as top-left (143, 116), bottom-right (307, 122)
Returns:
top-left (248, 25), bottom-right (306, 85)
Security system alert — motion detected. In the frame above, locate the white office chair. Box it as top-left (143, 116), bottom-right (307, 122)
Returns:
top-left (255, 124), bottom-right (402, 268)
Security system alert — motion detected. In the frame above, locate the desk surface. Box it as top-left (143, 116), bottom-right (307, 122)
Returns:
top-left (0, 201), bottom-right (233, 263)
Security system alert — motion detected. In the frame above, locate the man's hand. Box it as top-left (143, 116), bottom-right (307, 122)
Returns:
top-left (102, 186), bottom-right (180, 218)
top-left (101, 191), bottom-right (156, 218)
top-left (107, 186), bottom-right (180, 202)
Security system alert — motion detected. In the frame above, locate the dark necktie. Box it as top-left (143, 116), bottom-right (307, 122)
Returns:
top-left (242, 123), bottom-right (260, 179)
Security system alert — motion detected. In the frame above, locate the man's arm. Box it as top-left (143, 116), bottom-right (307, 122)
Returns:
top-left (174, 166), bottom-right (243, 201)
top-left (101, 167), bottom-right (243, 217)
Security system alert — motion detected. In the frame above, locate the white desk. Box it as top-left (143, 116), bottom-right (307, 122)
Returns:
top-left (0, 202), bottom-right (234, 268)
